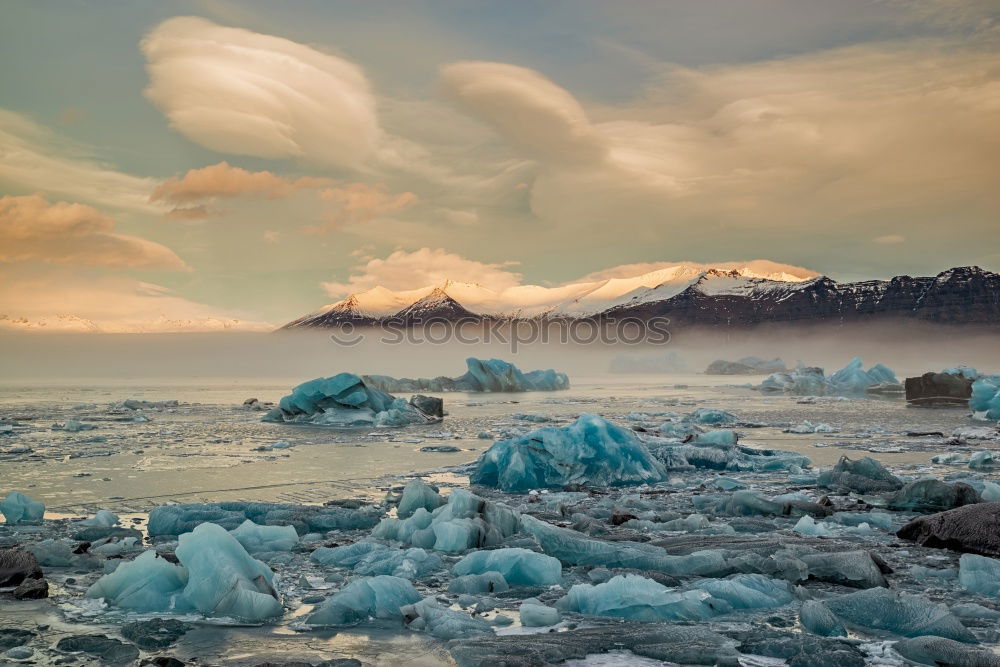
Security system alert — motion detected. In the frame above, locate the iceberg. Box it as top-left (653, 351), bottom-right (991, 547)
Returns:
top-left (894, 636), bottom-right (1000, 667)
top-left (147, 501), bottom-right (382, 537)
top-left (87, 523), bottom-right (283, 621)
top-left (971, 375), bottom-right (1000, 420)
top-left (451, 548), bottom-right (562, 586)
top-left (364, 358), bottom-right (569, 393)
top-left (518, 599), bottom-right (562, 626)
top-left (821, 587), bottom-right (977, 642)
top-left (77, 509), bottom-right (118, 527)
top-left (400, 598), bottom-right (493, 639)
top-left (818, 456), bottom-right (903, 493)
top-left (262, 373), bottom-right (438, 427)
top-left (800, 600), bottom-right (846, 637)
top-left (557, 574), bottom-right (722, 622)
top-left (396, 479), bottom-right (444, 519)
top-left (758, 358), bottom-right (899, 396)
top-left (693, 573), bottom-right (793, 609)
top-left (648, 437), bottom-right (810, 472)
top-left (793, 515), bottom-right (833, 537)
top-left (306, 575), bottom-right (420, 626)
top-left (705, 357), bottom-right (786, 375)
top-left (229, 520), bottom-right (299, 553)
top-left (958, 553), bottom-right (1000, 596)
top-left (311, 541), bottom-right (442, 580)
top-left (448, 572), bottom-right (509, 594)
top-left (0, 491), bottom-right (45, 525)
top-left (470, 414), bottom-right (667, 492)
top-left (887, 479), bottom-right (980, 512)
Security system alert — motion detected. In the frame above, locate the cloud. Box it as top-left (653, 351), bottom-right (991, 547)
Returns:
top-left (0, 110), bottom-right (160, 213)
top-left (0, 194), bottom-right (186, 270)
top-left (439, 42), bottom-right (1000, 238)
top-left (322, 247), bottom-right (521, 296)
top-left (0, 269), bottom-right (271, 332)
top-left (150, 161), bottom-right (334, 204)
top-left (141, 16), bottom-right (381, 169)
top-left (873, 234), bottom-right (906, 245)
top-left (308, 184), bottom-right (417, 234)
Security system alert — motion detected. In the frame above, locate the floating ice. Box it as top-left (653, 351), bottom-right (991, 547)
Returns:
top-left (821, 587), bottom-right (976, 642)
top-left (970, 375), bottom-right (1000, 420)
top-left (759, 358), bottom-right (899, 396)
top-left (471, 414), bottom-right (667, 492)
top-left (307, 575), bottom-right (420, 626)
top-left (396, 480), bottom-right (444, 519)
top-left (894, 636), bottom-right (1000, 667)
top-left (229, 520), bottom-right (298, 553)
top-left (401, 598), bottom-right (493, 639)
top-left (959, 553), bottom-right (1000, 596)
top-left (365, 358), bottom-right (569, 393)
top-left (262, 373), bottom-right (437, 427)
top-left (887, 479), bottom-right (980, 512)
top-left (684, 408), bottom-right (738, 425)
top-left (311, 541), bottom-right (442, 580)
top-left (557, 574), bottom-right (721, 622)
top-left (693, 573), bottom-right (793, 609)
top-left (793, 515), bottom-right (833, 537)
top-left (448, 572), bottom-right (509, 595)
top-left (77, 510), bottom-right (118, 527)
top-left (649, 436), bottom-right (810, 472)
top-left (85, 550), bottom-right (190, 613)
top-left (705, 357), bottom-right (786, 375)
top-left (818, 456), bottom-right (903, 493)
top-left (784, 421), bottom-right (838, 434)
top-left (519, 598), bottom-right (562, 626)
top-left (800, 600), bottom-right (846, 637)
top-left (451, 548), bottom-right (562, 586)
top-left (147, 501), bottom-right (381, 537)
top-left (969, 450), bottom-right (998, 470)
top-left (174, 522), bottom-right (283, 620)
top-left (0, 492), bottom-right (44, 525)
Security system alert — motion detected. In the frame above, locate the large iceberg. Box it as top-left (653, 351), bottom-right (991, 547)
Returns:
top-left (262, 373), bottom-right (438, 427)
top-left (364, 357), bottom-right (569, 393)
top-left (971, 375), bottom-right (1000, 420)
top-left (87, 523), bottom-right (282, 621)
top-left (758, 357), bottom-right (899, 396)
top-left (470, 414), bottom-right (667, 492)
top-left (557, 574), bottom-right (721, 622)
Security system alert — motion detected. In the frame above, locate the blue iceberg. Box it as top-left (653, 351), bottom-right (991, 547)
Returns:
top-left (959, 553), bottom-right (1000, 596)
top-left (86, 550), bottom-right (190, 612)
top-left (306, 575), bottom-right (420, 627)
top-left (758, 358), bottom-right (899, 396)
top-left (451, 548), bottom-right (562, 586)
top-left (229, 520), bottom-right (299, 553)
top-left (0, 491), bottom-right (45, 525)
top-left (821, 587), bottom-right (976, 642)
top-left (397, 479), bottom-right (444, 519)
top-left (556, 574), bottom-right (722, 622)
top-left (147, 501), bottom-right (381, 537)
top-left (471, 414), bottom-right (667, 492)
top-left (400, 598), bottom-right (493, 639)
top-left (262, 373), bottom-right (437, 427)
top-left (364, 357), bottom-right (569, 393)
top-left (970, 375), bottom-right (1000, 420)
top-left (311, 541), bottom-right (442, 580)
top-left (519, 599), bottom-right (562, 626)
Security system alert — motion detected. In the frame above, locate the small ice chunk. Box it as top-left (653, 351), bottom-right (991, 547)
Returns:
top-left (800, 599), bottom-right (846, 637)
top-left (307, 575), bottom-right (420, 626)
top-left (557, 574), bottom-right (720, 622)
top-left (397, 480), bottom-right (445, 519)
top-left (793, 515), bottom-right (833, 537)
top-left (229, 520), bottom-right (299, 553)
top-left (958, 553), bottom-right (1000, 596)
top-left (448, 572), bottom-right (509, 595)
top-left (0, 491), bottom-right (45, 525)
top-left (822, 587), bottom-right (976, 642)
top-left (85, 550), bottom-right (189, 612)
top-left (401, 597), bottom-right (493, 639)
top-left (519, 598), bottom-right (562, 627)
top-left (452, 548), bottom-right (561, 586)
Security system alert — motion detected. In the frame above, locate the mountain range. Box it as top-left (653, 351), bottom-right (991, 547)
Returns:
top-left (283, 264), bottom-right (1000, 330)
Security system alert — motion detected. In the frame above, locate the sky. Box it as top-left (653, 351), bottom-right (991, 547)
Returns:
top-left (0, 0), bottom-right (998, 331)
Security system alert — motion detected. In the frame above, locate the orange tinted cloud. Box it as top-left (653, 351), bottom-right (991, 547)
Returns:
top-left (0, 194), bottom-right (186, 270)
top-left (150, 161), bottom-right (334, 204)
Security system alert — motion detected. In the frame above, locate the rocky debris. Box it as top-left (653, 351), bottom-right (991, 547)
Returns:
top-left (905, 371), bottom-right (974, 406)
top-left (409, 394), bottom-right (444, 418)
top-left (12, 577), bottom-right (48, 599)
top-left (897, 503), bottom-right (1000, 557)
top-left (55, 635), bottom-right (140, 664)
top-left (0, 549), bottom-right (43, 587)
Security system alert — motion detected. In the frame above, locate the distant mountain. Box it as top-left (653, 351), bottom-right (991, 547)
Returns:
top-left (282, 265), bottom-right (1000, 331)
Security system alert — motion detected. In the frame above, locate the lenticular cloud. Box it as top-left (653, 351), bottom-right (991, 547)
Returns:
top-left (141, 17), bottom-right (380, 170)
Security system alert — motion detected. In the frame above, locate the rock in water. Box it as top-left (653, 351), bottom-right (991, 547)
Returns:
top-left (409, 394), bottom-right (443, 418)
top-left (905, 371), bottom-right (974, 406)
top-left (471, 413), bottom-right (666, 491)
top-left (0, 549), bottom-right (43, 587)
top-left (898, 503), bottom-right (1000, 557)
top-left (55, 636), bottom-right (140, 665)
top-left (121, 619), bottom-right (191, 650)
top-left (13, 577), bottom-right (48, 599)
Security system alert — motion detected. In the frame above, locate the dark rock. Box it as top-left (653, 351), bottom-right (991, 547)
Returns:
top-left (449, 623), bottom-right (741, 666)
top-left (610, 511), bottom-right (639, 526)
top-left (13, 577), bottom-right (48, 599)
top-left (0, 549), bottom-right (43, 587)
top-left (56, 635), bottom-right (140, 664)
top-left (897, 502), bottom-right (1000, 557)
top-left (905, 371), bottom-right (974, 406)
top-left (0, 629), bottom-right (35, 651)
top-left (887, 479), bottom-right (980, 512)
top-left (72, 541), bottom-right (91, 554)
top-left (122, 618), bottom-right (191, 650)
top-left (730, 627), bottom-right (866, 667)
top-left (409, 394), bottom-right (444, 418)
top-left (141, 659), bottom-right (185, 667)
